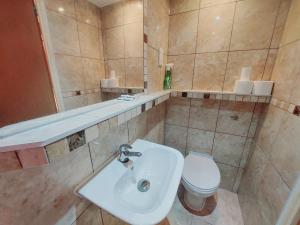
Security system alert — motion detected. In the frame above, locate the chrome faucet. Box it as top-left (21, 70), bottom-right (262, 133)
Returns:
top-left (118, 144), bottom-right (142, 163)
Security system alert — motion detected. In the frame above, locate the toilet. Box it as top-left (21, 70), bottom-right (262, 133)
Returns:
top-left (180, 151), bottom-right (221, 212)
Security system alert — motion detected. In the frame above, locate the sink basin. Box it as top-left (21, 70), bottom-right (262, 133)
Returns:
top-left (78, 139), bottom-right (184, 225)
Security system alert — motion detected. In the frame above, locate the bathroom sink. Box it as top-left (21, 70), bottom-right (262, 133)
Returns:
top-left (78, 139), bottom-right (184, 225)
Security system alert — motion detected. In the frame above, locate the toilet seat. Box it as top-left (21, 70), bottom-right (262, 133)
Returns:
top-left (182, 152), bottom-right (220, 196)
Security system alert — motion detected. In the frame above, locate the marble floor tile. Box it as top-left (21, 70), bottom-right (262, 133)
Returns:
top-left (168, 189), bottom-right (244, 225)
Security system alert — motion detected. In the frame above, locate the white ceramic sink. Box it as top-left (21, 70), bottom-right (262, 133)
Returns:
top-left (79, 139), bottom-right (184, 225)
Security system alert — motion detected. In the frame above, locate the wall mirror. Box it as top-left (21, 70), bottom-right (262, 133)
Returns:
top-left (0, 0), bottom-right (144, 127)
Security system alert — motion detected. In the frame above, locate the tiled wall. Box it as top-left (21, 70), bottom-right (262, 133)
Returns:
top-left (44, 0), bottom-right (105, 110)
top-left (167, 0), bottom-right (291, 91)
top-left (144, 0), bottom-right (170, 92)
top-left (101, 0), bottom-right (144, 88)
top-left (238, 0), bottom-right (300, 224)
top-left (0, 102), bottom-right (166, 225)
top-left (164, 96), bottom-right (266, 192)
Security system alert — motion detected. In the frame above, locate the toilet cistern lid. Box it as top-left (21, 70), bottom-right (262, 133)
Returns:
top-left (182, 152), bottom-right (220, 191)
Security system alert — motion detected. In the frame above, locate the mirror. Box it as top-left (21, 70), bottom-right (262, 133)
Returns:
top-left (0, 0), bottom-right (144, 127)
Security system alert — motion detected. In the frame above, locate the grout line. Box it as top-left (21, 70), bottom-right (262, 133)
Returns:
top-left (211, 99), bottom-right (222, 156)
top-left (185, 99), bottom-right (192, 156)
top-left (169, 0), bottom-right (238, 16)
top-left (257, 141), bottom-right (292, 190)
top-left (87, 142), bottom-right (95, 173)
top-left (222, 1), bottom-right (237, 91)
top-left (279, 38), bottom-right (300, 49)
top-left (167, 48), bottom-right (274, 57)
top-left (191, 5), bottom-right (201, 90)
top-left (261, 0), bottom-right (283, 80)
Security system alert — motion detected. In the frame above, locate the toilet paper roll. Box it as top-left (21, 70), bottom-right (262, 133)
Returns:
top-left (234, 80), bottom-right (253, 95)
top-left (253, 81), bottom-right (274, 96)
top-left (240, 67), bottom-right (252, 81)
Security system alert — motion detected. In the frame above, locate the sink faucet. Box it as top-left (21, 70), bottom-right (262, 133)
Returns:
top-left (118, 144), bottom-right (142, 163)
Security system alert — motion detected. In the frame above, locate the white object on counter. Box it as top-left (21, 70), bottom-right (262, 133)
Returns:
top-left (234, 80), bottom-right (253, 95)
top-left (253, 81), bottom-right (273, 96)
top-left (117, 95), bottom-right (136, 101)
top-left (240, 67), bottom-right (252, 81)
top-left (108, 78), bottom-right (119, 88)
top-left (101, 78), bottom-right (119, 88)
top-left (101, 79), bottom-right (110, 88)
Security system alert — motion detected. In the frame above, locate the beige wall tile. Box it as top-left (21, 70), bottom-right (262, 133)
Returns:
top-left (193, 52), bottom-right (227, 91)
top-left (0, 145), bottom-right (92, 225)
top-left (168, 11), bottom-right (199, 55)
top-left (168, 55), bottom-right (195, 90)
top-left (216, 101), bottom-right (255, 136)
top-left (123, 0), bottom-right (143, 24)
top-left (85, 125), bottom-right (99, 142)
top-left (256, 105), bottom-right (285, 156)
top-left (89, 123), bottom-right (128, 170)
top-left (271, 0), bottom-right (292, 48)
top-left (147, 0), bottom-right (170, 51)
top-left (125, 57), bottom-right (144, 87)
top-left (78, 22), bottom-right (101, 59)
top-left (200, 0), bottom-right (235, 8)
top-left (55, 54), bottom-right (85, 92)
top-left (170, 0), bottom-right (200, 15)
top-left (87, 92), bottom-right (102, 105)
top-left (166, 97), bottom-right (191, 127)
top-left (230, 0), bottom-right (280, 50)
top-left (147, 47), bottom-right (163, 92)
top-left (103, 26), bottom-right (125, 59)
top-left (101, 2), bottom-right (123, 29)
top-left (73, 204), bottom-right (103, 225)
top-left (75, 0), bottom-right (99, 27)
top-left (213, 133), bottom-right (246, 167)
top-left (165, 124), bottom-right (188, 155)
top-left (197, 3), bottom-right (235, 53)
top-left (270, 112), bottom-right (300, 187)
top-left (105, 59), bottom-right (125, 86)
top-left (124, 22), bottom-right (143, 58)
top-left (45, 0), bottom-right (76, 18)
top-left (271, 40), bottom-right (300, 103)
top-left (240, 144), bottom-right (268, 195)
top-left (280, 0), bottom-right (300, 46)
top-left (189, 99), bottom-right (220, 131)
top-left (146, 103), bottom-right (166, 144)
top-left (224, 50), bottom-right (268, 91)
top-left (187, 128), bottom-right (214, 155)
top-left (259, 162), bottom-right (290, 224)
top-left (47, 10), bottom-right (80, 56)
top-left (128, 112), bottom-right (147, 143)
top-left (217, 163), bottom-right (238, 191)
top-left (82, 58), bottom-right (104, 89)
top-left (64, 95), bottom-right (88, 110)
top-left (45, 139), bottom-right (70, 162)
top-left (262, 49), bottom-right (278, 81)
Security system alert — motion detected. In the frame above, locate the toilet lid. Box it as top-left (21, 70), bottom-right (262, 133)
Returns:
top-left (182, 152), bottom-right (220, 191)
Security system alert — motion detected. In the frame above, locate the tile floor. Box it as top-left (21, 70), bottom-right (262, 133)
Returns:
top-left (167, 189), bottom-right (244, 225)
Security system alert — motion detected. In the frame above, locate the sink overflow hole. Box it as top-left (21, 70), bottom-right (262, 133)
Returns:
top-left (137, 179), bottom-right (150, 192)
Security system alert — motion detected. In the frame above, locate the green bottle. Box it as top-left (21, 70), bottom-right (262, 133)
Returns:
top-left (163, 64), bottom-right (172, 90)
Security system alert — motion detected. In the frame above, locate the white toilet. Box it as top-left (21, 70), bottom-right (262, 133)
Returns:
top-left (180, 151), bottom-right (221, 211)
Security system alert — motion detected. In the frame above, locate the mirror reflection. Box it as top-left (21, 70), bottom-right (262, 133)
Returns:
top-left (0, 0), bottom-right (144, 127)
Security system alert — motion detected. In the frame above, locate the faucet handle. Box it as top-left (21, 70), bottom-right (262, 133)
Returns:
top-left (119, 144), bottom-right (132, 152)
